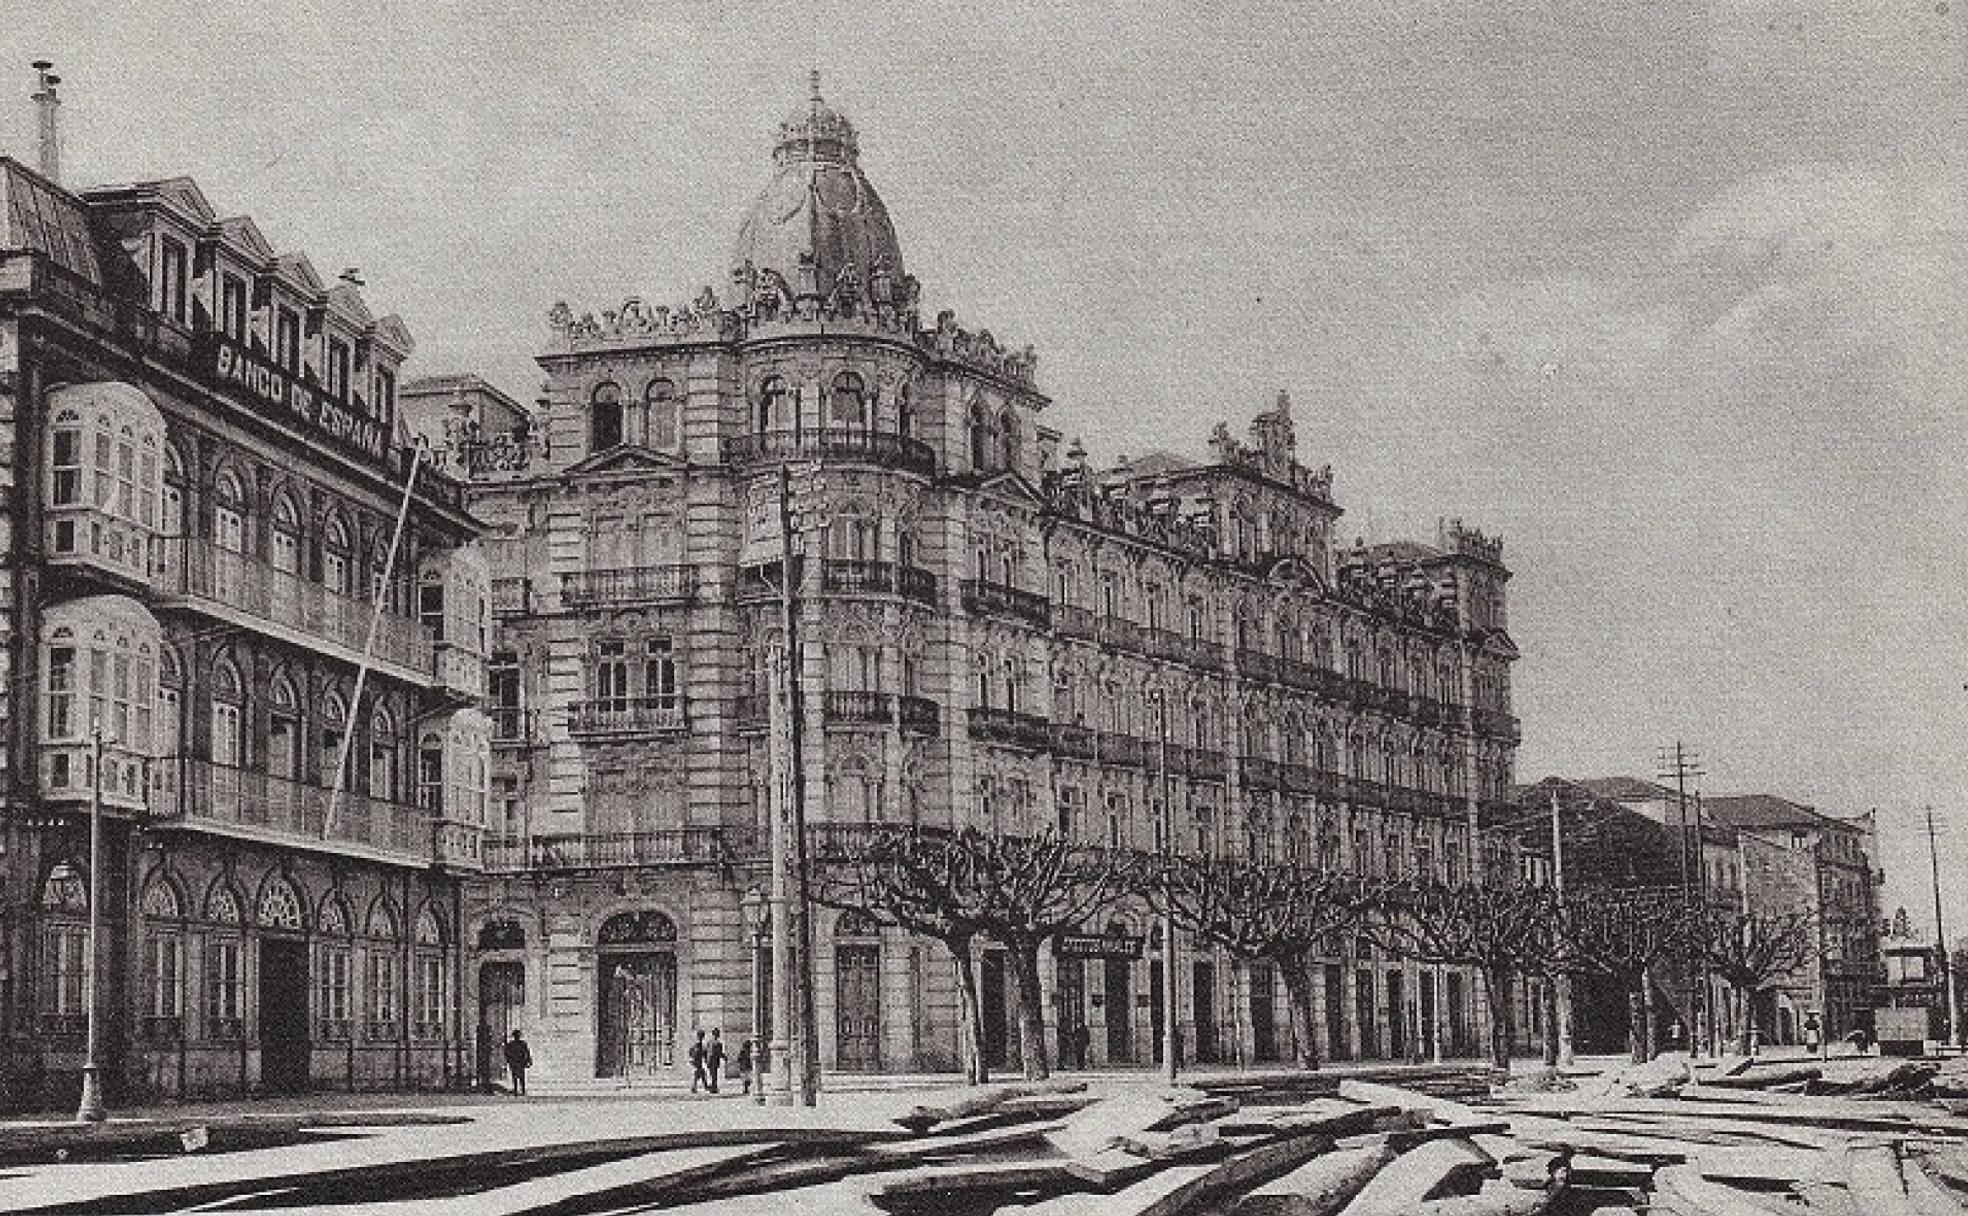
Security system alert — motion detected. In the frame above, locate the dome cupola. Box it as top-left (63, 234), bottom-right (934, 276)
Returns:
top-left (732, 72), bottom-right (905, 301)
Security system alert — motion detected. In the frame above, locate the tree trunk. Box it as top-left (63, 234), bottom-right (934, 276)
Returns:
top-left (950, 937), bottom-right (987, 1085)
top-left (1483, 965), bottom-right (1514, 1074)
top-left (1642, 967), bottom-right (1660, 1059)
top-left (1010, 939), bottom-right (1050, 1081)
top-left (1278, 952), bottom-right (1322, 1072)
top-left (1626, 981), bottom-right (1647, 1063)
top-left (1541, 978), bottom-right (1561, 1067)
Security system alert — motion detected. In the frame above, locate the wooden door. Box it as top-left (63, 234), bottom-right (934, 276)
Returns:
top-left (1250, 962), bottom-right (1278, 1062)
top-left (478, 962), bottom-right (525, 1084)
top-left (1103, 958), bottom-right (1132, 1064)
top-left (258, 937), bottom-right (310, 1093)
top-left (1324, 964), bottom-right (1348, 1061)
top-left (1192, 960), bottom-right (1218, 1063)
top-left (835, 945), bottom-right (880, 1071)
top-left (1386, 969), bottom-right (1407, 1060)
top-left (1058, 957), bottom-right (1088, 1068)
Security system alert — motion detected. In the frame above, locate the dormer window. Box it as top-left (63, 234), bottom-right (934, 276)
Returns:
top-left (374, 366), bottom-right (396, 426)
top-left (158, 238), bottom-right (189, 325)
top-left (327, 339), bottom-right (351, 401)
top-left (275, 307), bottom-right (301, 373)
top-left (219, 273), bottom-right (249, 341)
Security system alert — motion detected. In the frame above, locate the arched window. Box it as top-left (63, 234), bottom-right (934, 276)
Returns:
top-left (162, 445), bottom-right (186, 540)
top-left (412, 906), bottom-right (449, 1040)
top-left (210, 657), bottom-right (245, 768)
top-left (39, 863), bottom-right (90, 1031)
top-left (322, 514), bottom-right (352, 595)
top-left (896, 382), bottom-right (915, 437)
top-left (318, 690), bottom-right (348, 788)
top-left (998, 410), bottom-right (1018, 470)
top-left (645, 378), bottom-right (678, 448)
top-left (212, 469), bottom-right (248, 554)
top-left (597, 910), bottom-right (677, 945)
top-left (968, 401), bottom-right (990, 471)
top-left (755, 376), bottom-right (788, 434)
top-left (257, 877), bottom-right (305, 932)
top-left (590, 382), bottom-right (624, 452)
top-left (369, 705), bottom-right (397, 800)
top-left (140, 876), bottom-right (185, 1027)
top-left (203, 880), bottom-right (245, 1034)
top-left (418, 731), bottom-right (444, 812)
top-left (366, 900), bottom-right (403, 1037)
top-left (270, 492), bottom-right (303, 574)
top-left (829, 372), bottom-right (868, 429)
top-left (836, 909), bottom-right (880, 939)
top-left (317, 894), bottom-right (354, 1036)
top-left (49, 410), bottom-right (83, 506)
top-left (267, 673), bottom-right (300, 780)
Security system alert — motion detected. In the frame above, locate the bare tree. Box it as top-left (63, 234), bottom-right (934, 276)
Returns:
top-left (1143, 852), bottom-right (1384, 1070)
top-left (1556, 887), bottom-right (1693, 1062)
top-left (810, 826), bottom-right (993, 1083)
top-left (1693, 907), bottom-right (1817, 1054)
top-left (1380, 879), bottom-right (1557, 1074)
top-left (964, 830), bottom-right (1128, 1080)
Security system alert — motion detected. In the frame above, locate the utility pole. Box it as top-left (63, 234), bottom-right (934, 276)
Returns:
top-left (1157, 698), bottom-right (1178, 1083)
top-left (767, 465), bottom-right (820, 1106)
top-left (1658, 743), bottom-right (1706, 1057)
top-left (1929, 806), bottom-right (1959, 1051)
top-left (1550, 785), bottom-right (1574, 1067)
top-left (75, 720), bottom-right (107, 1122)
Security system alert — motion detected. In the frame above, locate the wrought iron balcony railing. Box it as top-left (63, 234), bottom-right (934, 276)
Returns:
top-left (960, 579), bottom-right (1051, 628)
top-left (568, 698), bottom-right (688, 736)
top-left (723, 428), bottom-right (937, 476)
top-left (966, 705), bottom-right (1052, 751)
top-left (484, 828), bottom-right (734, 872)
top-left (561, 565), bottom-right (697, 608)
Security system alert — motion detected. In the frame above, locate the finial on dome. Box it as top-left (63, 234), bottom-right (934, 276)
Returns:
top-left (809, 68), bottom-right (822, 102)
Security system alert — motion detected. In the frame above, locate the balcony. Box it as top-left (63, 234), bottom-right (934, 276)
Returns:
top-left (1280, 763), bottom-right (1337, 799)
top-left (1411, 698), bottom-right (1444, 728)
top-left (1344, 776), bottom-right (1392, 810)
top-left (723, 429), bottom-right (937, 477)
top-left (825, 690), bottom-right (893, 725)
top-left (44, 504), bottom-right (156, 590)
top-left (1096, 616), bottom-right (1144, 652)
top-left (38, 740), bottom-right (152, 813)
top-left (155, 759), bottom-right (458, 869)
top-left (820, 559), bottom-right (939, 606)
top-left (568, 698), bottom-right (688, 737)
top-left (960, 579), bottom-right (1050, 629)
top-left (967, 705), bottom-right (1051, 752)
top-left (1051, 721), bottom-right (1098, 761)
top-left (1052, 603), bottom-right (1101, 643)
top-left (1094, 731), bottom-right (1150, 769)
top-left (561, 565), bottom-right (697, 609)
top-left (491, 577), bottom-right (532, 616)
top-left (807, 821), bottom-right (951, 862)
top-left (1279, 658), bottom-right (1342, 699)
top-left (1236, 649), bottom-right (1282, 684)
top-left (897, 695), bottom-right (941, 736)
top-left (484, 827), bottom-right (735, 872)
top-left (1161, 744), bottom-right (1228, 783)
top-left (1242, 758), bottom-right (1283, 792)
top-left (1171, 635), bottom-right (1229, 672)
top-left (1471, 708), bottom-right (1522, 741)
top-left (155, 538), bottom-right (435, 684)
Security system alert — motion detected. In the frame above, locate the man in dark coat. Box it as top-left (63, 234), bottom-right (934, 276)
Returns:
top-left (503, 1029), bottom-right (533, 1096)
top-left (706, 1029), bottom-right (727, 1093)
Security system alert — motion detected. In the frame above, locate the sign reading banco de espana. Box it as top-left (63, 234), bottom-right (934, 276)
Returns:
top-left (205, 334), bottom-right (390, 463)
top-left (1055, 933), bottom-right (1145, 961)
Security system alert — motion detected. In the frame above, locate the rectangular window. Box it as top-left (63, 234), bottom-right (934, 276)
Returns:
top-left (211, 701), bottom-right (242, 767)
top-left (414, 955), bottom-right (444, 1036)
top-left (595, 640), bottom-right (630, 710)
top-left (370, 953), bottom-right (401, 1028)
top-left (45, 646), bottom-right (75, 740)
top-left (275, 307), bottom-right (301, 372)
top-left (159, 237), bottom-right (189, 323)
top-left (644, 637), bottom-right (677, 708)
top-left (208, 937), bottom-right (243, 1027)
top-left (220, 273), bottom-right (249, 340)
top-left (369, 739), bottom-right (395, 800)
top-left (318, 948), bottom-right (351, 1025)
top-left (419, 581), bottom-right (446, 641)
top-left (148, 934), bottom-right (183, 1018)
top-left (93, 429), bottom-right (114, 507)
top-left (43, 924), bottom-right (87, 1016)
top-left (327, 339), bottom-right (351, 401)
top-left (375, 367), bottom-right (396, 425)
top-left (50, 426), bottom-right (82, 507)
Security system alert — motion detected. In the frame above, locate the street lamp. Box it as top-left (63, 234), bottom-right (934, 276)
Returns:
top-left (60, 720), bottom-right (111, 1122)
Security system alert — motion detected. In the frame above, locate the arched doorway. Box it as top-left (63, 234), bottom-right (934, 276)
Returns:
top-left (834, 911), bottom-right (881, 1072)
top-left (477, 917), bottom-right (527, 1087)
top-left (595, 911), bottom-right (678, 1080)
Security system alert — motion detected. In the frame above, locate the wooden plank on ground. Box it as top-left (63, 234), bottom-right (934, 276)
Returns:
top-left (1692, 1146), bottom-right (1845, 1185)
top-left (1409, 1178), bottom-right (1559, 1216)
top-left (1016, 1162), bottom-right (1219, 1216)
top-left (895, 1080), bottom-right (1089, 1132)
top-left (1844, 1143), bottom-right (1925, 1216)
top-left (1338, 1079), bottom-right (1486, 1125)
top-left (1335, 1136), bottom-right (1490, 1216)
top-left (872, 1157), bottom-right (1075, 1198)
top-left (365, 1143), bottom-right (777, 1216)
top-left (1219, 1100), bottom-right (1394, 1138)
top-left (1232, 1144), bottom-right (1398, 1216)
top-left (1046, 1091), bottom-right (1232, 1161)
top-left (1651, 1165), bottom-right (1800, 1216)
top-left (1899, 1156), bottom-right (1965, 1216)
top-left (865, 1117), bottom-right (1068, 1160)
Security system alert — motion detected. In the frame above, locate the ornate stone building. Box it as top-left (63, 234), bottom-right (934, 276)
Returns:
top-left (452, 81), bottom-right (1522, 1082)
top-left (0, 158), bottom-right (488, 1109)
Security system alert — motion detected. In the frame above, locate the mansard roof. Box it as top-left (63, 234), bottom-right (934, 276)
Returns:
top-left (214, 215), bottom-right (275, 264)
top-left (0, 157), bottom-right (103, 286)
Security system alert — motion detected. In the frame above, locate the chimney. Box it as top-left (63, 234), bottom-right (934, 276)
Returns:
top-left (30, 60), bottom-right (60, 183)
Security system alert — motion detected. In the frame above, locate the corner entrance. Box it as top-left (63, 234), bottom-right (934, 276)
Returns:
top-left (259, 937), bottom-right (309, 1093)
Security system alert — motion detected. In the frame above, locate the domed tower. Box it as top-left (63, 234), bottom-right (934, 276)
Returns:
top-left (732, 71), bottom-right (906, 301)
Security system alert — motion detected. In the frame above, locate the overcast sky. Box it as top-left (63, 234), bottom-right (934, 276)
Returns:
top-left (9, 1), bottom-right (1966, 926)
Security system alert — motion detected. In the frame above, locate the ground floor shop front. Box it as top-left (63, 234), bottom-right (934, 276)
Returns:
top-left (1, 820), bottom-right (470, 1112)
top-left (464, 871), bottom-right (1546, 1088)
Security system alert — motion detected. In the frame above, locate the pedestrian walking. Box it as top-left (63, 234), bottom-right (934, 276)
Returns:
top-left (1804, 1012), bottom-right (1822, 1055)
top-left (707, 1029), bottom-right (726, 1093)
top-left (688, 1030), bottom-right (708, 1093)
top-left (736, 1040), bottom-right (755, 1094)
top-left (503, 1029), bottom-right (533, 1096)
